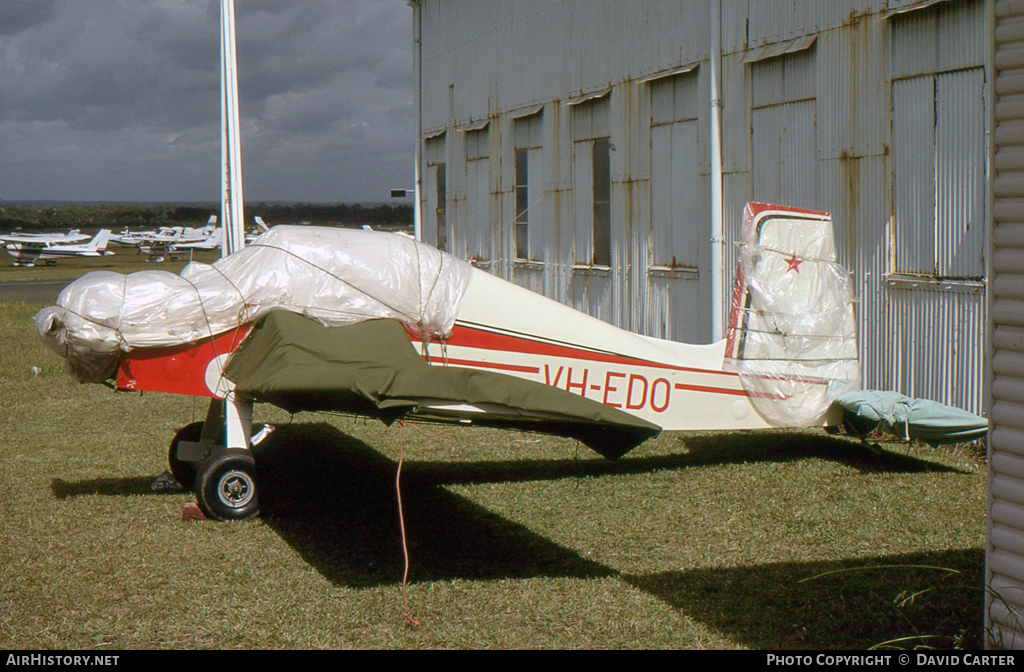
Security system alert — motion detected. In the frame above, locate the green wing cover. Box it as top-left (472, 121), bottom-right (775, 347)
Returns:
top-left (224, 311), bottom-right (660, 459)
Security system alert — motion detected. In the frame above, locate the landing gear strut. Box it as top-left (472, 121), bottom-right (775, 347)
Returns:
top-left (169, 392), bottom-right (260, 521)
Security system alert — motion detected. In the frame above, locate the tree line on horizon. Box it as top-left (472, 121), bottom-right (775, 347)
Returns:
top-left (0, 202), bottom-right (413, 234)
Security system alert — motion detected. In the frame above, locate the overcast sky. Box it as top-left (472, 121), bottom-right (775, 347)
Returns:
top-left (0, 0), bottom-right (414, 204)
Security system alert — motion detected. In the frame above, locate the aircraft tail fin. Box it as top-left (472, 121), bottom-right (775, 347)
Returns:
top-left (89, 229), bottom-right (111, 251)
top-left (724, 202), bottom-right (860, 427)
top-left (254, 216), bottom-right (270, 232)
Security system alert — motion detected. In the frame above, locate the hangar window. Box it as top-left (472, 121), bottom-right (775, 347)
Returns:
top-left (749, 45), bottom-right (818, 211)
top-left (513, 111), bottom-right (543, 261)
top-left (571, 92), bottom-right (612, 267)
top-left (463, 123), bottom-right (490, 265)
top-left (648, 68), bottom-right (700, 271)
top-left (424, 133), bottom-right (448, 253)
top-left (889, 0), bottom-right (986, 282)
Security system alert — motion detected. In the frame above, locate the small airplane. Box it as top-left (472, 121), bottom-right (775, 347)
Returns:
top-left (35, 202), bottom-right (860, 521)
top-left (245, 216), bottom-right (271, 244)
top-left (122, 216), bottom-right (220, 261)
top-left (0, 229), bottom-right (89, 245)
top-left (170, 227), bottom-right (223, 252)
top-left (167, 215), bottom-right (219, 240)
top-left (110, 228), bottom-right (159, 246)
top-left (6, 229), bottom-right (113, 267)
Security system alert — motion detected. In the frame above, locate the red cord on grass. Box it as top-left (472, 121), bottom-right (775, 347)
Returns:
top-left (396, 420), bottom-right (445, 628)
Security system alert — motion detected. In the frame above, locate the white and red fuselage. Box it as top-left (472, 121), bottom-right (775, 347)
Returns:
top-left (115, 270), bottom-right (774, 431)
top-left (114, 203), bottom-right (853, 433)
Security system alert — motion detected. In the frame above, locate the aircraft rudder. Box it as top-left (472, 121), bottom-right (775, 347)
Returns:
top-left (91, 229), bottom-right (111, 250)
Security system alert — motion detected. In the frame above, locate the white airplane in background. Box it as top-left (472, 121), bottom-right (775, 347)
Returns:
top-left (243, 216), bottom-right (271, 244)
top-left (165, 215), bottom-right (219, 240)
top-left (111, 228), bottom-right (159, 246)
top-left (171, 226), bottom-right (223, 252)
top-left (6, 229), bottom-right (113, 267)
top-left (123, 216), bottom-right (219, 261)
top-left (0, 229), bottom-right (89, 245)
top-left (166, 216), bottom-right (228, 255)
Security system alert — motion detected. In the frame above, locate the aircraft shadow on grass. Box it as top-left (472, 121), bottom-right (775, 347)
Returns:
top-left (50, 422), bottom-right (970, 595)
top-left (401, 429), bottom-right (966, 488)
top-left (248, 422), bottom-right (616, 588)
top-left (52, 475), bottom-right (157, 499)
top-left (49, 427), bottom-right (613, 588)
top-left (624, 547), bottom-right (986, 650)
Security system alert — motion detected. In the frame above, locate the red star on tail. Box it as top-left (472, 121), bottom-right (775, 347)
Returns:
top-left (785, 255), bottom-right (803, 273)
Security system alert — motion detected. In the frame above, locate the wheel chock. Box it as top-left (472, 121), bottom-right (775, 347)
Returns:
top-left (182, 502), bottom-right (207, 522)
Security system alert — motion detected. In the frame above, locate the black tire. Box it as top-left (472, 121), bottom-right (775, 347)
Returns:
top-left (194, 448), bottom-right (260, 521)
top-left (168, 422), bottom-right (204, 490)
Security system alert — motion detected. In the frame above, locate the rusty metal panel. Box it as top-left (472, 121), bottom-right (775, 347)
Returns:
top-left (751, 99), bottom-right (818, 209)
top-left (647, 68), bottom-right (705, 343)
top-left (571, 271), bottom-right (614, 324)
top-left (891, 75), bottom-right (937, 275)
top-left (749, 46), bottom-right (817, 210)
top-left (837, 155), bottom-right (891, 399)
top-left (646, 275), bottom-right (703, 343)
top-left (423, 134), bottom-right (446, 250)
top-left (935, 67), bottom-right (986, 279)
top-left (746, 0), bottom-right (883, 49)
top-left (883, 284), bottom-right (986, 412)
top-left (890, 0), bottom-right (986, 79)
top-left (465, 153), bottom-right (491, 263)
top-left (650, 120), bottom-right (702, 267)
top-left (815, 14), bottom-right (889, 162)
top-left (749, 46), bottom-right (818, 211)
top-left (891, 67), bottom-right (986, 279)
top-left (649, 71), bottom-right (702, 270)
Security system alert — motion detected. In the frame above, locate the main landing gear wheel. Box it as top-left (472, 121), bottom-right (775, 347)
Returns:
top-left (168, 422), bottom-right (204, 490)
top-left (194, 448), bottom-right (260, 521)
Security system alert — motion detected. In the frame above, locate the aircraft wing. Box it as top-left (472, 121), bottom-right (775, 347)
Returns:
top-left (223, 310), bottom-right (660, 459)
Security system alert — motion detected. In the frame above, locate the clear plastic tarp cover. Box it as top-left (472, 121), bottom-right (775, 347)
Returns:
top-left (724, 203), bottom-right (860, 427)
top-left (35, 226), bottom-right (473, 383)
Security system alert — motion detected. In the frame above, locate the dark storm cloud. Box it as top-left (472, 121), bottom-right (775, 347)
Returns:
top-left (0, 0), bottom-right (59, 36)
top-left (0, 0), bottom-right (414, 203)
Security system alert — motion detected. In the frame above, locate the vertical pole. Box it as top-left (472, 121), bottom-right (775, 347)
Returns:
top-left (221, 0), bottom-right (245, 257)
top-left (709, 0), bottom-right (725, 341)
top-left (410, 1), bottom-right (423, 242)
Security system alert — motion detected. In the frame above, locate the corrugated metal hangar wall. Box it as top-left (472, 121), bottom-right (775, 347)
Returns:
top-left (988, 0), bottom-right (1024, 650)
top-left (409, 0), bottom-right (990, 417)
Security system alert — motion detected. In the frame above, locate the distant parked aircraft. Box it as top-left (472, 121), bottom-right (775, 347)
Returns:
top-left (0, 229), bottom-right (88, 245)
top-left (5, 229), bottom-right (113, 267)
top-left (115, 216), bottom-right (221, 262)
top-left (110, 229), bottom-right (159, 246)
top-left (171, 226), bottom-right (223, 252)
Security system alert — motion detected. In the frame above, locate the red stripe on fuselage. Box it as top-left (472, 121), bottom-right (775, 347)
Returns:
top-left (431, 356), bottom-right (540, 374)
top-left (440, 322), bottom-right (738, 378)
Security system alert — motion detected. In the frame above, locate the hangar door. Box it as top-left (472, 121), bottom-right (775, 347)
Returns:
top-left (750, 48), bottom-right (818, 211)
top-left (647, 68), bottom-right (706, 344)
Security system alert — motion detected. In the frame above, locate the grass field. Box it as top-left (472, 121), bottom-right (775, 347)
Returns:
top-left (0, 258), bottom-right (990, 650)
